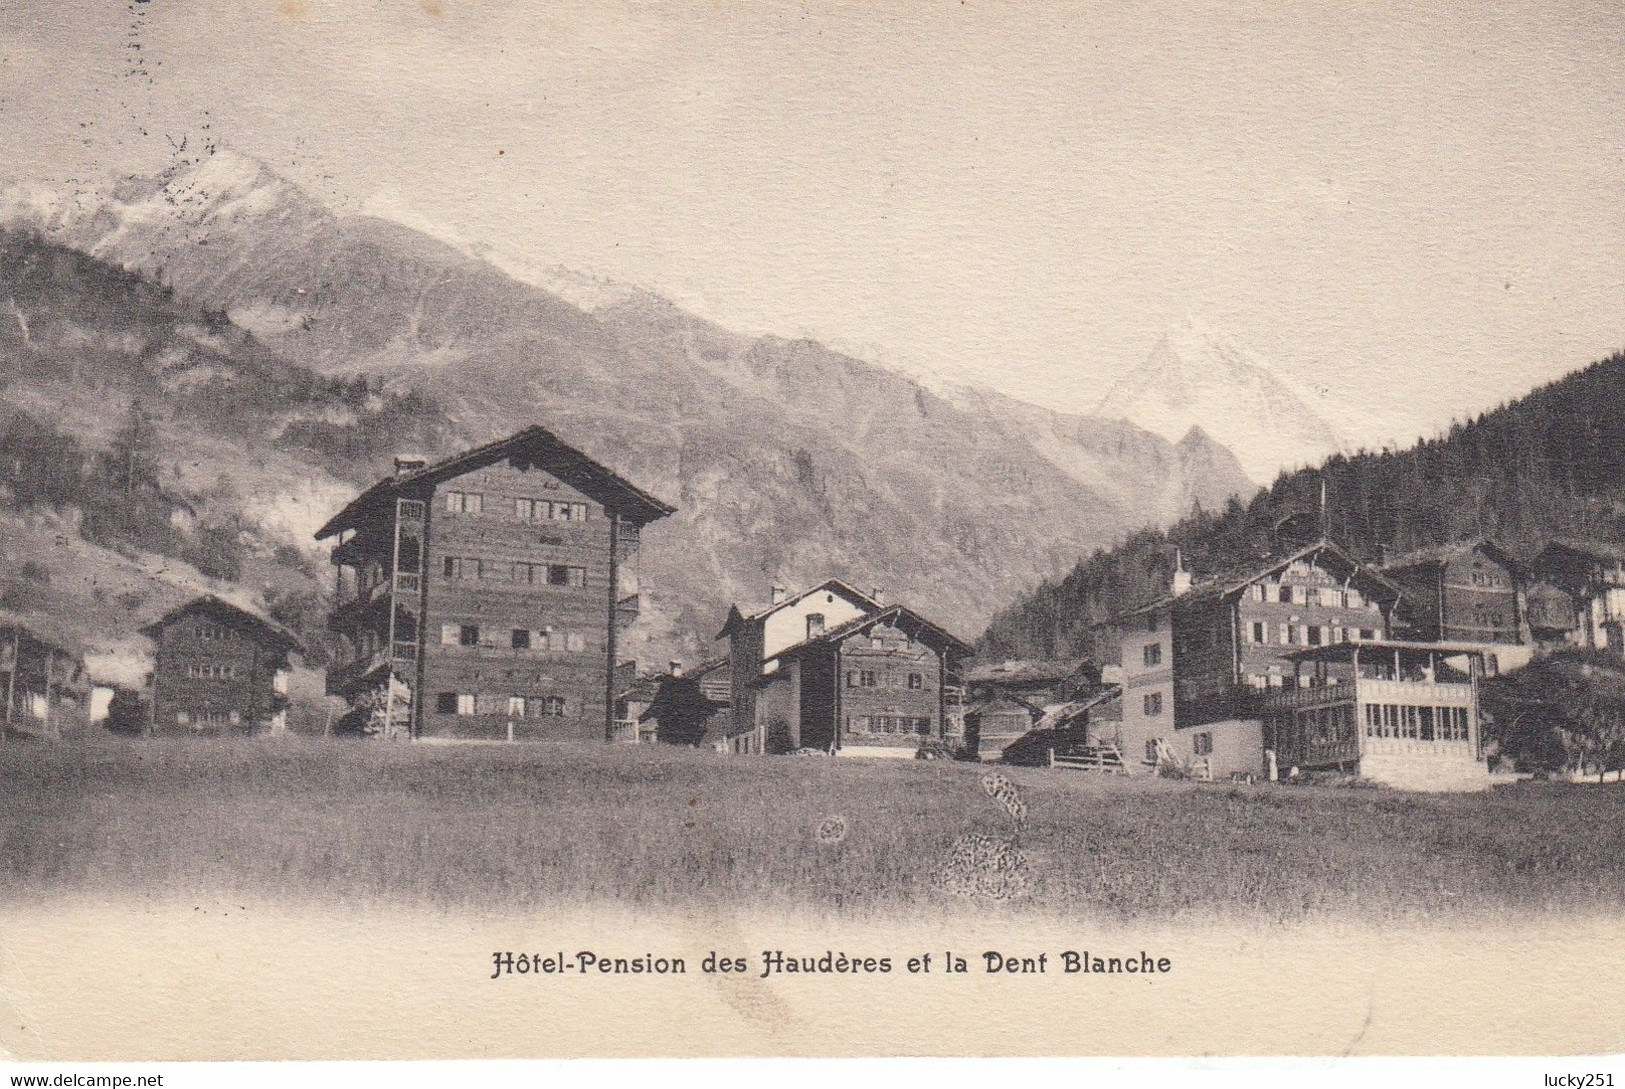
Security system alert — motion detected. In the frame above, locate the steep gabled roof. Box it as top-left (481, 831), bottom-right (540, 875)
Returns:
top-left (138, 595), bottom-right (305, 655)
top-left (0, 610), bottom-right (86, 662)
top-left (1535, 537), bottom-right (1625, 566)
top-left (715, 578), bottom-right (880, 640)
top-left (1097, 539), bottom-right (1401, 627)
top-left (768, 603), bottom-right (972, 662)
top-left (964, 658), bottom-right (1094, 686)
top-left (315, 425), bottom-right (676, 539)
top-left (1381, 536), bottom-right (1523, 576)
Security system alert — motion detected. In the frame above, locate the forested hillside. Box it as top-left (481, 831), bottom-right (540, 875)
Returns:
top-left (980, 350), bottom-right (1625, 660)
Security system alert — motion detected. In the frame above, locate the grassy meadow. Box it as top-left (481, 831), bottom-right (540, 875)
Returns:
top-left (3, 737), bottom-right (1623, 923)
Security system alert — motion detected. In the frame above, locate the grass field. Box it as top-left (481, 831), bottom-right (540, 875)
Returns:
top-left (3, 737), bottom-right (1623, 922)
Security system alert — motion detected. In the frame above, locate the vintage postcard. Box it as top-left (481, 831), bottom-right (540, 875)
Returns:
top-left (1, 0), bottom-right (1623, 1070)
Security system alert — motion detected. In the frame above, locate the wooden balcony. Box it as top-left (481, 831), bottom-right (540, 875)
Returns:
top-left (325, 641), bottom-right (418, 696)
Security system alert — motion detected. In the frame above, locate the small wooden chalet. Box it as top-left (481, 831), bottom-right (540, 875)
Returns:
top-left (962, 694), bottom-right (1044, 761)
top-left (0, 614), bottom-right (91, 741)
top-left (315, 427), bottom-right (675, 742)
top-left (141, 595), bottom-right (305, 735)
top-left (1530, 538), bottom-right (1625, 654)
top-left (964, 658), bottom-right (1099, 708)
top-left (1381, 538), bottom-right (1527, 646)
top-left (638, 660), bottom-right (731, 748)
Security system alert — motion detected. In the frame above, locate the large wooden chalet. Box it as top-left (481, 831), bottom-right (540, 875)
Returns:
top-left (315, 427), bottom-right (675, 742)
top-left (141, 595), bottom-right (305, 735)
top-left (1101, 540), bottom-right (1401, 779)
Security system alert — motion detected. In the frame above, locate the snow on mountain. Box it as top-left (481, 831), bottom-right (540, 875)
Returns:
top-left (1097, 317), bottom-right (1348, 483)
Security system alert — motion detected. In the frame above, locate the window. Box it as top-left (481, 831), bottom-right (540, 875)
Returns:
top-left (807, 614), bottom-right (826, 639)
top-left (544, 696), bottom-right (567, 716)
top-left (1143, 692), bottom-right (1163, 716)
top-left (185, 663), bottom-right (237, 680)
top-left (553, 502), bottom-right (589, 522)
top-left (1278, 622), bottom-right (1291, 645)
top-left (460, 624), bottom-right (479, 647)
top-left (1250, 621), bottom-right (1266, 644)
top-left (441, 623), bottom-right (461, 646)
top-left (1287, 624), bottom-right (1301, 645)
top-left (857, 670), bottom-right (876, 688)
top-left (515, 498), bottom-right (536, 522)
top-left (1307, 626), bottom-right (1322, 647)
top-left (194, 623), bottom-right (228, 641)
top-left (507, 695), bottom-right (528, 718)
top-left (443, 556), bottom-right (481, 580)
top-left (547, 565), bottom-right (586, 587)
top-left (511, 629), bottom-right (530, 650)
top-left (907, 672), bottom-right (924, 690)
top-left (445, 491), bottom-right (483, 514)
top-left (1145, 739), bottom-right (1162, 763)
top-left (1278, 584), bottom-right (1292, 603)
top-left (436, 692), bottom-right (458, 714)
top-left (1142, 643), bottom-right (1162, 667)
top-left (1193, 732), bottom-right (1213, 756)
top-left (457, 693), bottom-right (477, 716)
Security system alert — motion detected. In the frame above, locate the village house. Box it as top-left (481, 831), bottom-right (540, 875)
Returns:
top-left (612, 663), bottom-right (660, 743)
top-left (961, 657), bottom-right (1101, 760)
top-left (1530, 538), bottom-right (1625, 654)
top-left (963, 658), bottom-right (1099, 708)
top-left (717, 581), bottom-right (971, 756)
top-left (1098, 541), bottom-right (1400, 779)
top-left (0, 614), bottom-right (91, 741)
top-left (141, 596), bottom-right (304, 735)
top-left (636, 658), bottom-right (734, 748)
top-left (1262, 640), bottom-right (1492, 791)
top-left (315, 427), bottom-right (675, 742)
top-left (961, 694), bottom-right (1044, 760)
top-left (1381, 538), bottom-right (1526, 645)
top-left (1380, 538), bottom-right (1535, 673)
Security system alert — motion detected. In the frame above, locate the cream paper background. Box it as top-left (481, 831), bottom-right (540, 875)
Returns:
top-left (1, 898), bottom-right (1622, 1059)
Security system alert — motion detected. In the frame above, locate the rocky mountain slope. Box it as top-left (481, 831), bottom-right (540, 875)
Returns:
top-left (1097, 317), bottom-right (1347, 483)
top-left (1, 150), bottom-right (1258, 677)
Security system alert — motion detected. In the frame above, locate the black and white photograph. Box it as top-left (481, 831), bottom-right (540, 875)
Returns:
top-left (0, 0), bottom-right (1622, 1072)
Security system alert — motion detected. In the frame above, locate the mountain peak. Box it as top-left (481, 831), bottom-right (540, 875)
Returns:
top-left (1097, 322), bottom-right (1347, 482)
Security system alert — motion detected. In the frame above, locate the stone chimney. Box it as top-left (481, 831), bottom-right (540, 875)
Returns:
top-left (668, 660), bottom-right (684, 677)
top-left (870, 586), bottom-right (885, 605)
top-left (770, 584), bottom-right (787, 605)
top-left (1171, 549), bottom-right (1193, 597)
top-left (394, 454), bottom-right (428, 476)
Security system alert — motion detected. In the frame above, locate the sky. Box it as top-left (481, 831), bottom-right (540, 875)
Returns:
top-left (2, 0), bottom-right (1622, 450)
